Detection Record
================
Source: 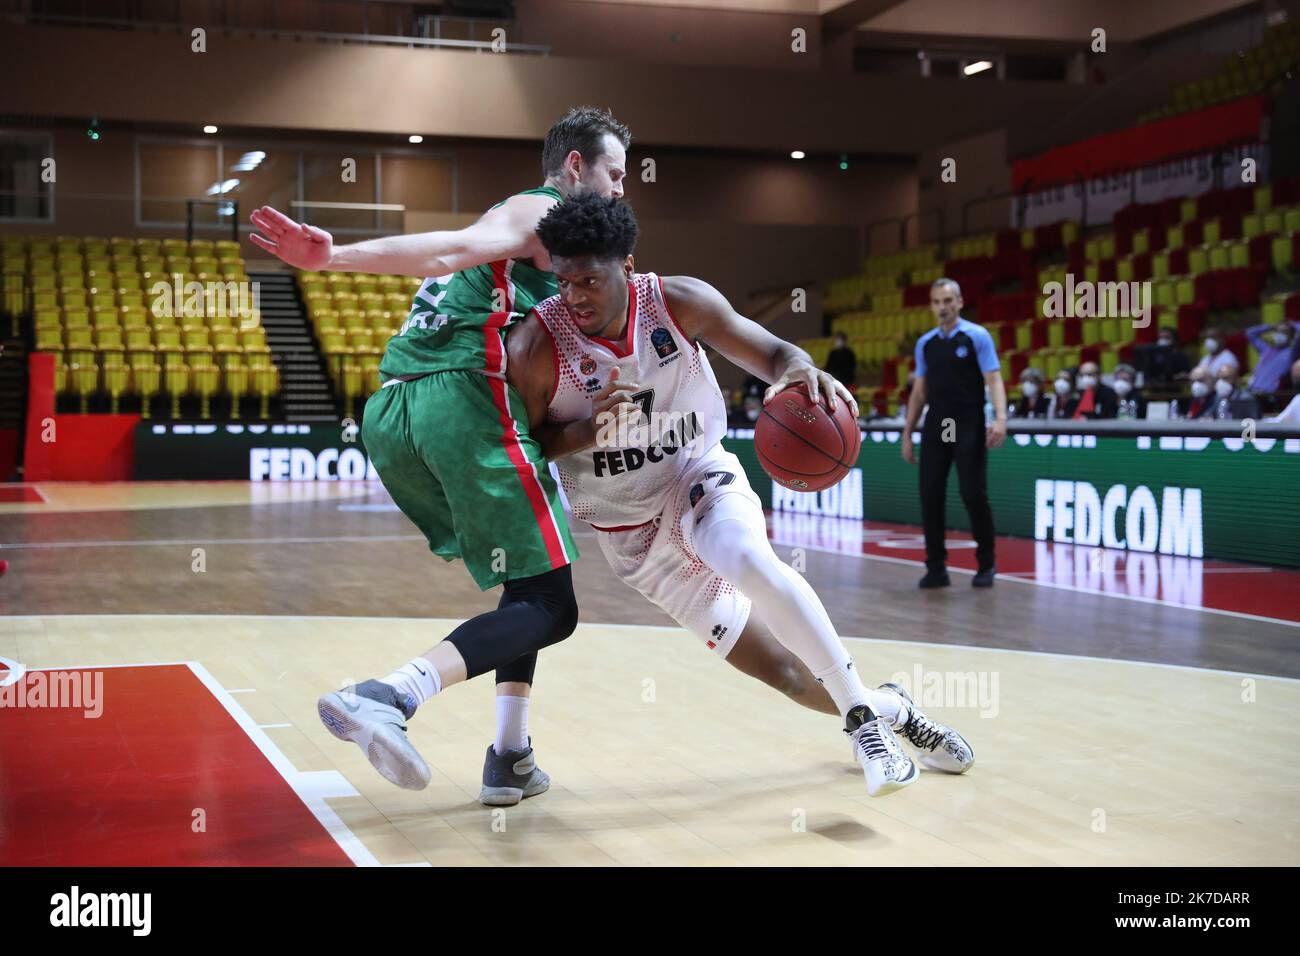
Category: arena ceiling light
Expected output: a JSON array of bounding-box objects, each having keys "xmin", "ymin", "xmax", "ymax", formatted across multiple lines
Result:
[
  {"xmin": 203, "ymin": 125, "xmax": 219, "ymax": 134},
  {"xmin": 790, "ymin": 150, "xmax": 805, "ymax": 159},
  {"xmin": 206, "ymin": 178, "xmax": 240, "ymax": 196},
  {"xmin": 964, "ymin": 60, "xmax": 993, "ymax": 76},
  {"xmin": 230, "ymin": 151, "xmax": 266, "ymax": 172},
  {"xmin": 409, "ymin": 134, "xmax": 424, "ymax": 144}
]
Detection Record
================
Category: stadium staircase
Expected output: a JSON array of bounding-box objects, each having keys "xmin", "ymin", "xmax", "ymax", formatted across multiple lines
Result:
[{"xmin": 247, "ymin": 270, "xmax": 339, "ymax": 423}]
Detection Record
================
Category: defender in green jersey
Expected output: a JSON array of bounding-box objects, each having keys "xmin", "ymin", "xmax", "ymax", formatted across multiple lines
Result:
[{"xmin": 250, "ymin": 107, "xmax": 631, "ymax": 800}]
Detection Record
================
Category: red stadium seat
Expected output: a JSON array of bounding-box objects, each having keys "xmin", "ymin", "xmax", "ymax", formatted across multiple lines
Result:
[
  {"xmin": 1177, "ymin": 302, "xmax": 1208, "ymax": 342},
  {"xmin": 1224, "ymin": 331, "xmax": 1249, "ymax": 369},
  {"xmin": 879, "ymin": 357, "xmax": 899, "ymax": 390},
  {"xmin": 1248, "ymin": 233, "xmax": 1275, "ymax": 270},
  {"xmin": 997, "ymin": 323, "xmax": 1018, "ymax": 351},
  {"xmin": 903, "ymin": 283, "xmax": 930, "ymax": 308},
  {"xmin": 1285, "ymin": 292, "xmax": 1300, "ymax": 320},
  {"xmin": 1063, "ymin": 316, "xmax": 1082, "ymax": 345},
  {"xmin": 1231, "ymin": 266, "xmax": 1266, "ymax": 309},
  {"xmin": 1191, "ymin": 271, "xmax": 1214, "ymax": 308},
  {"xmin": 1008, "ymin": 350, "xmax": 1029, "ymax": 380}
]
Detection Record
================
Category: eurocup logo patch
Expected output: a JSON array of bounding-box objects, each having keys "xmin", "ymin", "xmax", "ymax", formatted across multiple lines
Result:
[
  {"xmin": 579, "ymin": 354, "xmax": 597, "ymax": 376},
  {"xmin": 650, "ymin": 327, "xmax": 678, "ymax": 359},
  {"xmin": 955, "ymin": 345, "xmax": 969, "ymax": 358}
]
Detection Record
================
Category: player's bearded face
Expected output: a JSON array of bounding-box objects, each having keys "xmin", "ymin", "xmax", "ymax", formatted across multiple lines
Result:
[
  {"xmin": 553, "ymin": 255, "xmax": 633, "ymax": 337},
  {"xmin": 571, "ymin": 135, "xmax": 627, "ymax": 200}
]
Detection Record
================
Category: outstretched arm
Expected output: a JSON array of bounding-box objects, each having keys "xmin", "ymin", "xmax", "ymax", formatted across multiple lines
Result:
[
  {"xmin": 249, "ymin": 191, "xmax": 556, "ymax": 278},
  {"xmin": 659, "ymin": 275, "xmax": 857, "ymax": 414}
]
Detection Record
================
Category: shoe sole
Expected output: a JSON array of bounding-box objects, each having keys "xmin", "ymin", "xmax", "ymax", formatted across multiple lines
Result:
[
  {"xmin": 867, "ymin": 761, "xmax": 920, "ymax": 797},
  {"xmin": 479, "ymin": 773, "xmax": 551, "ymax": 807},
  {"xmin": 318, "ymin": 692, "xmax": 432, "ymax": 791},
  {"xmin": 921, "ymin": 753, "xmax": 975, "ymax": 773}
]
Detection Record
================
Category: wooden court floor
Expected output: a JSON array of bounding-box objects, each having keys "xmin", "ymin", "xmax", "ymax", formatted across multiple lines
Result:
[{"xmin": 1, "ymin": 482, "xmax": 1298, "ymax": 866}]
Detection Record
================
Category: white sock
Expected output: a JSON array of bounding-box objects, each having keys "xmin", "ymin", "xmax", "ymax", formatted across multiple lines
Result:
[
  {"xmin": 811, "ymin": 658, "xmax": 906, "ymax": 725},
  {"xmin": 380, "ymin": 657, "xmax": 441, "ymax": 707},
  {"xmin": 692, "ymin": 495, "xmax": 906, "ymax": 725},
  {"xmin": 494, "ymin": 695, "xmax": 530, "ymax": 755}
]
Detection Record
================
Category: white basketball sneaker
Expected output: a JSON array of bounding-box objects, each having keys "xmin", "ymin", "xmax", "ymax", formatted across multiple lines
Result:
[
  {"xmin": 318, "ymin": 679, "xmax": 432, "ymax": 790},
  {"xmin": 845, "ymin": 704, "xmax": 919, "ymax": 796},
  {"xmin": 879, "ymin": 682, "xmax": 974, "ymax": 773}
]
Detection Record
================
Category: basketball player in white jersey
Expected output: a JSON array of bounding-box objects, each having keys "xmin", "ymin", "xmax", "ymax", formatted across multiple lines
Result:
[{"xmin": 503, "ymin": 193, "xmax": 974, "ymax": 797}]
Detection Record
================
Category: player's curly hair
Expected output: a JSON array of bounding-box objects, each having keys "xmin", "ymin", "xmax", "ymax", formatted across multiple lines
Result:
[{"xmin": 535, "ymin": 193, "xmax": 639, "ymax": 262}]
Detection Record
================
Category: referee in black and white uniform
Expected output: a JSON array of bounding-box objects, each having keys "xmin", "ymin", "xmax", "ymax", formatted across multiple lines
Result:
[{"xmin": 900, "ymin": 278, "xmax": 1007, "ymax": 589}]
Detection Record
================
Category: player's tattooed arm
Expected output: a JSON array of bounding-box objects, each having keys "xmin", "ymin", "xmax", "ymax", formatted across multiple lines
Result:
[
  {"xmin": 659, "ymin": 275, "xmax": 856, "ymax": 415},
  {"xmin": 249, "ymin": 192, "xmax": 556, "ymax": 278}
]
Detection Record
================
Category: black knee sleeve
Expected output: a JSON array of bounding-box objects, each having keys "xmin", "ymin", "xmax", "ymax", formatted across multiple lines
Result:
[{"xmin": 446, "ymin": 564, "xmax": 579, "ymax": 680}]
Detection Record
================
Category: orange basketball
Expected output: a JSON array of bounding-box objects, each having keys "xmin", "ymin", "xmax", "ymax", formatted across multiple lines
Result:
[{"xmin": 754, "ymin": 384, "xmax": 861, "ymax": 492}]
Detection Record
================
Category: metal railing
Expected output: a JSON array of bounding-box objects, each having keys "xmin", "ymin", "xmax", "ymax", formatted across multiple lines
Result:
[
  {"xmin": 2, "ymin": 6, "xmax": 550, "ymax": 56},
  {"xmin": 186, "ymin": 199, "xmax": 239, "ymax": 244},
  {"xmin": 289, "ymin": 201, "xmax": 406, "ymax": 236}
]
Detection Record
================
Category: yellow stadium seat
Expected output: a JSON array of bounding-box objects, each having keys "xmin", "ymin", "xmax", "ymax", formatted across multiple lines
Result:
[{"xmin": 1273, "ymin": 235, "xmax": 1293, "ymax": 272}]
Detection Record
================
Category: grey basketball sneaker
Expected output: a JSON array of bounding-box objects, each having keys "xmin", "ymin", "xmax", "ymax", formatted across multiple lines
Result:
[
  {"xmin": 879, "ymin": 681, "xmax": 974, "ymax": 773},
  {"xmin": 845, "ymin": 704, "xmax": 919, "ymax": 797},
  {"xmin": 479, "ymin": 741, "xmax": 551, "ymax": 807},
  {"xmin": 317, "ymin": 679, "xmax": 431, "ymax": 791}
]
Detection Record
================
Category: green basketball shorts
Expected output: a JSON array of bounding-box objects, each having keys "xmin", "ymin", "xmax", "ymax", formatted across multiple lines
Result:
[{"xmin": 362, "ymin": 369, "xmax": 577, "ymax": 590}]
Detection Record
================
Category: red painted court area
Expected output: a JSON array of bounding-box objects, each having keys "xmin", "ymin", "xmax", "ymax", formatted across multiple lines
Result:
[
  {"xmin": 0, "ymin": 664, "xmax": 352, "ymax": 866},
  {"xmin": 767, "ymin": 514, "xmax": 1300, "ymax": 625},
  {"xmin": 0, "ymin": 486, "xmax": 44, "ymax": 504}
]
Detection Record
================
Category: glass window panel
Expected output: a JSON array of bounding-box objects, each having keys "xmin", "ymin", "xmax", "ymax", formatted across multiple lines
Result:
[{"xmin": 138, "ymin": 141, "xmax": 220, "ymax": 224}]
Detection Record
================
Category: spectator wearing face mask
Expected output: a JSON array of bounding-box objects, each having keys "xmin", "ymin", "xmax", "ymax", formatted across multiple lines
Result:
[
  {"xmin": 1179, "ymin": 366, "xmax": 1216, "ymax": 418},
  {"xmin": 1137, "ymin": 326, "xmax": 1192, "ymax": 383},
  {"xmin": 1111, "ymin": 363, "xmax": 1147, "ymax": 419},
  {"xmin": 1267, "ymin": 358, "xmax": 1300, "ymax": 423},
  {"xmin": 1245, "ymin": 319, "xmax": 1300, "ymax": 395},
  {"xmin": 1049, "ymin": 368, "xmax": 1076, "ymax": 418},
  {"xmin": 1011, "ymin": 367, "xmax": 1050, "ymax": 418},
  {"xmin": 740, "ymin": 373, "xmax": 766, "ymax": 400},
  {"xmin": 1212, "ymin": 365, "xmax": 1259, "ymax": 420},
  {"xmin": 1065, "ymin": 360, "xmax": 1118, "ymax": 419},
  {"xmin": 728, "ymin": 393, "xmax": 764, "ymax": 429},
  {"xmin": 825, "ymin": 332, "xmax": 857, "ymax": 388},
  {"xmin": 1195, "ymin": 327, "xmax": 1240, "ymax": 378}
]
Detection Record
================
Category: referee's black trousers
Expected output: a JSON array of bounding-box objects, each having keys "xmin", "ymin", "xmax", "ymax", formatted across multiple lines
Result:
[{"xmin": 919, "ymin": 412, "xmax": 996, "ymax": 572}]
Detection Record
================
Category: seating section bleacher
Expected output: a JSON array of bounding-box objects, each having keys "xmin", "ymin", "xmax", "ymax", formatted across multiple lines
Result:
[
  {"xmin": 8, "ymin": 234, "xmax": 281, "ymax": 418},
  {"xmin": 1138, "ymin": 19, "xmax": 1300, "ymax": 124},
  {"xmin": 295, "ymin": 270, "xmax": 422, "ymax": 417},
  {"xmin": 808, "ymin": 179, "xmax": 1300, "ymax": 417}
]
